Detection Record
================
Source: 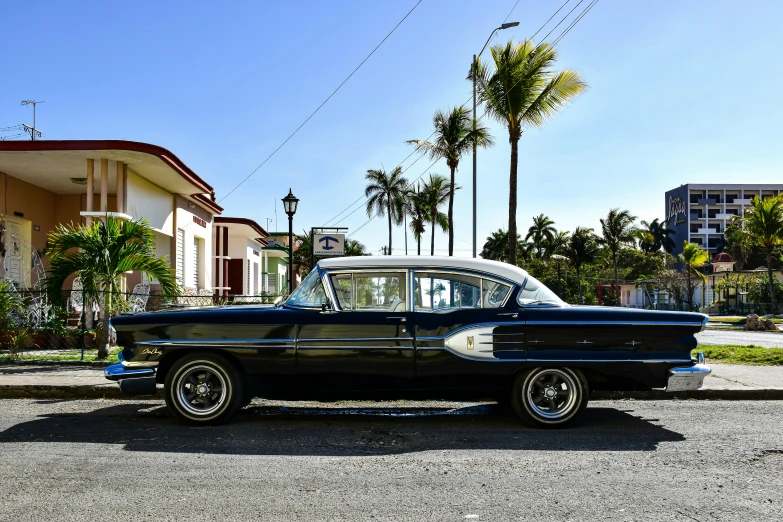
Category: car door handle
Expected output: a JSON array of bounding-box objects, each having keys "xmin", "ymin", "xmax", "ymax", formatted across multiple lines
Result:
[
  {"xmin": 386, "ymin": 316, "xmax": 407, "ymax": 323},
  {"xmin": 498, "ymin": 313, "xmax": 518, "ymax": 319}
]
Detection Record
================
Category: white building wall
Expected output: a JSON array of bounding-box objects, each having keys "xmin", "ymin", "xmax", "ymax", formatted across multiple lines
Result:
[
  {"xmin": 126, "ymin": 170, "xmax": 174, "ymax": 235},
  {"xmin": 175, "ymin": 201, "xmax": 213, "ymax": 291}
]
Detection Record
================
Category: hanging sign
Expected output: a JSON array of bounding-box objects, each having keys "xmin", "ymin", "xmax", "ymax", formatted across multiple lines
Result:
[{"xmin": 313, "ymin": 234, "xmax": 345, "ymax": 256}]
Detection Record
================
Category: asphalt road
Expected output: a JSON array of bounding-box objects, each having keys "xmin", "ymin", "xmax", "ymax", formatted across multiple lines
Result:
[
  {"xmin": 0, "ymin": 399, "xmax": 781, "ymax": 521},
  {"xmin": 697, "ymin": 329, "xmax": 783, "ymax": 347}
]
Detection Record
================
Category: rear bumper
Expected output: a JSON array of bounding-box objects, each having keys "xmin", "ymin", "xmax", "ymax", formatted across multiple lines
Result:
[{"xmin": 666, "ymin": 352, "xmax": 711, "ymax": 392}]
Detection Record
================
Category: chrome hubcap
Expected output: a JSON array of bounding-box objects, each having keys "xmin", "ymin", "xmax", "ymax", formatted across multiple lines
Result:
[
  {"xmin": 526, "ymin": 369, "xmax": 579, "ymax": 420},
  {"xmin": 176, "ymin": 364, "xmax": 228, "ymax": 417}
]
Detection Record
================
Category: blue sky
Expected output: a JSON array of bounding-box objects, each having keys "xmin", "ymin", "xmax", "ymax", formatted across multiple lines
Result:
[{"xmin": 2, "ymin": 0, "xmax": 782, "ymax": 256}]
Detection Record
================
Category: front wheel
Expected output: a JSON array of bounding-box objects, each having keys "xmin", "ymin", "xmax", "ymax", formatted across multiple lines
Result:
[
  {"xmin": 164, "ymin": 353, "xmax": 243, "ymax": 425},
  {"xmin": 511, "ymin": 367, "xmax": 588, "ymax": 428}
]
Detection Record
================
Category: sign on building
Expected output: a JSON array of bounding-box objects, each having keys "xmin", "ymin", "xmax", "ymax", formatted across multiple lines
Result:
[{"xmin": 313, "ymin": 233, "xmax": 345, "ymax": 256}]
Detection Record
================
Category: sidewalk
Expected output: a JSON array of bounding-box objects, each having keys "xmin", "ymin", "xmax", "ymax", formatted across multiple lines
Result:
[{"xmin": 0, "ymin": 363, "xmax": 781, "ymax": 400}]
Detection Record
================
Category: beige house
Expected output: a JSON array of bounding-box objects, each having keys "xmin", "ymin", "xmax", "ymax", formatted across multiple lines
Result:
[
  {"xmin": 212, "ymin": 217, "xmax": 270, "ymax": 298},
  {"xmin": 0, "ymin": 140, "xmax": 223, "ymax": 293}
]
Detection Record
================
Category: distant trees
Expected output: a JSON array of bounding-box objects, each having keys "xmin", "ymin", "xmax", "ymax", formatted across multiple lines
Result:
[
  {"xmin": 565, "ymin": 227, "xmax": 598, "ymax": 304},
  {"xmin": 364, "ymin": 167, "xmax": 409, "ymax": 256},
  {"xmin": 679, "ymin": 241, "xmax": 709, "ymax": 310},
  {"xmin": 730, "ymin": 196, "xmax": 783, "ymax": 312},
  {"xmin": 419, "ymin": 174, "xmax": 451, "ymax": 256},
  {"xmin": 599, "ymin": 209, "xmax": 638, "ymax": 301}
]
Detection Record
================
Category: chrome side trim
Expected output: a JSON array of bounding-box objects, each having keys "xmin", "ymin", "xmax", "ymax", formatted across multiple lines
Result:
[
  {"xmin": 526, "ymin": 321, "xmax": 704, "ymax": 326},
  {"xmin": 297, "ymin": 345, "xmax": 415, "ymax": 351},
  {"xmin": 135, "ymin": 338, "xmax": 296, "ymax": 346},
  {"xmin": 298, "ymin": 337, "xmax": 412, "ymax": 343},
  {"xmin": 479, "ymin": 341, "xmax": 524, "ymax": 345}
]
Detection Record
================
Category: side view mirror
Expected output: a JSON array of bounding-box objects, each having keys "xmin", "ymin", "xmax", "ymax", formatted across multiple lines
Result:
[
  {"xmin": 321, "ymin": 300, "xmax": 335, "ymax": 314},
  {"xmin": 273, "ymin": 296, "xmax": 284, "ymax": 305}
]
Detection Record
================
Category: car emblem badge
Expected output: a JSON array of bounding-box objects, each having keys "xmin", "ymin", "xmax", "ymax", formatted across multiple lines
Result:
[
  {"xmin": 141, "ymin": 347, "xmax": 163, "ymax": 356},
  {"xmin": 467, "ymin": 336, "xmax": 474, "ymax": 350}
]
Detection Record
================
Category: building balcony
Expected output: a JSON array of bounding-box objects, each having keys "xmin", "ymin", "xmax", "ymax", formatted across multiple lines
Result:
[
  {"xmin": 697, "ymin": 198, "xmax": 717, "ymax": 205},
  {"xmin": 716, "ymin": 213, "xmax": 737, "ymax": 219},
  {"xmin": 735, "ymin": 198, "xmax": 752, "ymax": 204}
]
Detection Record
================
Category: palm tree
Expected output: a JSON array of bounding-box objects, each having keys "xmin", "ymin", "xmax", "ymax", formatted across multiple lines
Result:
[
  {"xmin": 43, "ymin": 216, "xmax": 178, "ymax": 358},
  {"xmin": 524, "ymin": 214, "xmax": 557, "ymax": 259},
  {"xmin": 406, "ymin": 185, "xmax": 427, "ymax": 255},
  {"xmin": 544, "ymin": 230, "xmax": 570, "ymax": 260},
  {"xmin": 476, "ymin": 40, "xmax": 587, "ymax": 264},
  {"xmin": 734, "ymin": 196, "xmax": 783, "ymax": 312},
  {"xmin": 407, "ymin": 106, "xmax": 493, "ymax": 256},
  {"xmin": 639, "ymin": 218, "xmax": 675, "ymax": 253},
  {"xmin": 419, "ymin": 174, "xmax": 450, "ymax": 255},
  {"xmin": 364, "ymin": 167, "xmax": 409, "ymax": 255},
  {"xmin": 599, "ymin": 208, "xmax": 638, "ymax": 302},
  {"xmin": 565, "ymin": 227, "xmax": 598, "ymax": 304},
  {"xmin": 679, "ymin": 241, "xmax": 709, "ymax": 310},
  {"xmin": 481, "ymin": 229, "xmax": 515, "ymax": 262}
]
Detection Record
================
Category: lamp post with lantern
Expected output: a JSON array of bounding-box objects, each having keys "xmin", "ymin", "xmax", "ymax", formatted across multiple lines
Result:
[{"xmin": 282, "ymin": 188, "xmax": 299, "ymax": 294}]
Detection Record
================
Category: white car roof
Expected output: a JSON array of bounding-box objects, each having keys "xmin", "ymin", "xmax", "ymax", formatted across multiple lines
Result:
[{"xmin": 317, "ymin": 256, "xmax": 529, "ymax": 285}]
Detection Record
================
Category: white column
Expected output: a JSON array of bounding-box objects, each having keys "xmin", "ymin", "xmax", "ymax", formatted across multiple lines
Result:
[{"xmin": 85, "ymin": 159, "xmax": 94, "ymax": 226}]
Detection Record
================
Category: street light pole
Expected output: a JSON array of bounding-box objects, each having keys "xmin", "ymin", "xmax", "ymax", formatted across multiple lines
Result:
[
  {"xmin": 472, "ymin": 22, "xmax": 519, "ymax": 258},
  {"xmin": 281, "ymin": 188, "xmax": 299, "ymax": 295}
]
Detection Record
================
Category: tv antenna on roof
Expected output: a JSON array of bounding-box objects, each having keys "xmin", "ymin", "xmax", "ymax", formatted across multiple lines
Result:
[{"xmin": 20, "ymin": 100, "xmax": 44, "ymax": 141}]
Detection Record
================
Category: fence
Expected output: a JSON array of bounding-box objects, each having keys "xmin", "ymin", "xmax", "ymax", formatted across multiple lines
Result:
[{"xmin": 0, "ymin": 288, "xmax": 284, "ymax": 362}]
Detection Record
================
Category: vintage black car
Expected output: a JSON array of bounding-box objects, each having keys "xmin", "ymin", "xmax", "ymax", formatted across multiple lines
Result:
[{"xmin": 105, "ymin": 256, "xmax": 710, "ymax": 428}]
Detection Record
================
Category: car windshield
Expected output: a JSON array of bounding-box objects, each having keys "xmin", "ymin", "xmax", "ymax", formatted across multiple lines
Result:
[
  {"xmin": 517, "ymin": 275, "xmax": 565, "ymax": 306},
  {"xmin": 285, "ymin": 267, "xmax": 327, "ymax": 308}
]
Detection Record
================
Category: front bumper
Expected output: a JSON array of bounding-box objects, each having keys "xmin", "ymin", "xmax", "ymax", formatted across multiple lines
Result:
[
  {"xmin": 665, "ymin": 352, "xmax": 711, "ymax": 392},
  {"xmin": 105, "ymin": 354, "xmax": 158, "ymax": 395}
]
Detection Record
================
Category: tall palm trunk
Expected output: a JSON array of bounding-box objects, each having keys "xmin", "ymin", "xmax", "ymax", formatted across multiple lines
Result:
[
  {"xmin": 430, "ymin": 217, "xmax": 436, "ymax": 256},
  {"xmin": 577, "ymin": 266, "xmax": 583, "ymax": 305},
  {"xmin": 387, "ymin": 201, "xmax": 392, "ymax": 255},
  {"xmin": 417, "ymin": 236, "xmax": 421, "ymax": 255},
  {"xmin": 447, "ymin": 165, "xmax": 455, "ymax": 257},
  {"xmin": 508, "ymin": 135, "xmax": 520, "ymax": 264},
  {"xmin": 767, "ymin": 252, "xmax": 777, "ymax": 312}
]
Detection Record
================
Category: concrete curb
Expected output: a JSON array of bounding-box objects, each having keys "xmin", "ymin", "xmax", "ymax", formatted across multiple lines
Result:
[
  {"xmin": 0, "ymin": 385, "xmax": 159, "ymax": 400},
  {"xmin": 592, "ymin": 389, "xmax": 783, "ymax": 400},
  {"xmin": 1, "ymin": 385, "xmax": 782, "ymax": 401}
]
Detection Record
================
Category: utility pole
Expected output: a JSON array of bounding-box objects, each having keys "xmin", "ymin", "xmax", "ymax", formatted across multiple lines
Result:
[{"xmin": 21, "ymin": 100, "xmax": 44, "ymax": 140}]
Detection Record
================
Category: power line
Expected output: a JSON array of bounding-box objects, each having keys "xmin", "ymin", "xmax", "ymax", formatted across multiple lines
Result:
[
  {"xmin": 218, "ymin": 0, "xmax": 424, "ymax": 204},
  {"xmin": 530, "ymin": 0, "xmax": 572, "ymax": 40},
  {"xmin": 552, "ymin": 0, "xmax": 600, "ymax": 47},
  {"xmin": 540, "ymin": 0, "xmax": 585, "ymax": 43},
  {"xmin": 351, "ymin": 0, "xmax": 601, "ymax": 248},
  {"xmin": 324, "ymin": 0, "xmax": 524, "ymax": 228},
  {"xmin": 322, "ymin": 128, "xmax": 436, "ymax": 226},
  {"xmin": 502, "ymin": 0, "xmax": 521, "ymax": 24}
]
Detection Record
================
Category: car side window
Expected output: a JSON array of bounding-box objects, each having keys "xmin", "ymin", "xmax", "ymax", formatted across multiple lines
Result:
[
  {"xmin": 329, "ymin": 273, "xmax": 353, "ymax": 310},
  {"xmin": 329, "ymin": 272, "xmax": 406, "ymax": 311},
  {"xmin": 483, "ymin": 279, "xmax": 512, "ymax": 308},
  {"xmin": 414, "ymin": 272, "xmax": 482, "ymax": 312}
]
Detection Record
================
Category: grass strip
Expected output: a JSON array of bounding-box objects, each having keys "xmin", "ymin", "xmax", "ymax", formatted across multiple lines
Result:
[{"xmin": 695, "ymin": 344, "xmax": 783, "ymax": 365}]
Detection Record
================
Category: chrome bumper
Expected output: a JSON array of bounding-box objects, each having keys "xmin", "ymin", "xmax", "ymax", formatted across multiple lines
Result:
[
  {"xmin": 666, "ymin": 352, "xmax": 711, "ymax": 392},
  {"xmin": 105, "ymin": 353, "xmax": 158, "ymax": 395}
]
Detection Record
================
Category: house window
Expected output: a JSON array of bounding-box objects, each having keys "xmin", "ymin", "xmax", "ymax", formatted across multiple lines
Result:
[
  {"xmin": 176, "ymin": 229, "xmax": 185, "ymax": 286},
  {"xmin": 192, "ymin": 237, "xmax": 200, "ymax": 289}
]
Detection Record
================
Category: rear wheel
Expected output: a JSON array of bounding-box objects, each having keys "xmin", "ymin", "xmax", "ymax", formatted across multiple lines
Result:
[
  {"xmin": 511, "ymin": 368, "xmax": 588, "ymax": 428},
  {"xmin": 164, "ymin": 353, "xmax": 243, "ymax": 425}
]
